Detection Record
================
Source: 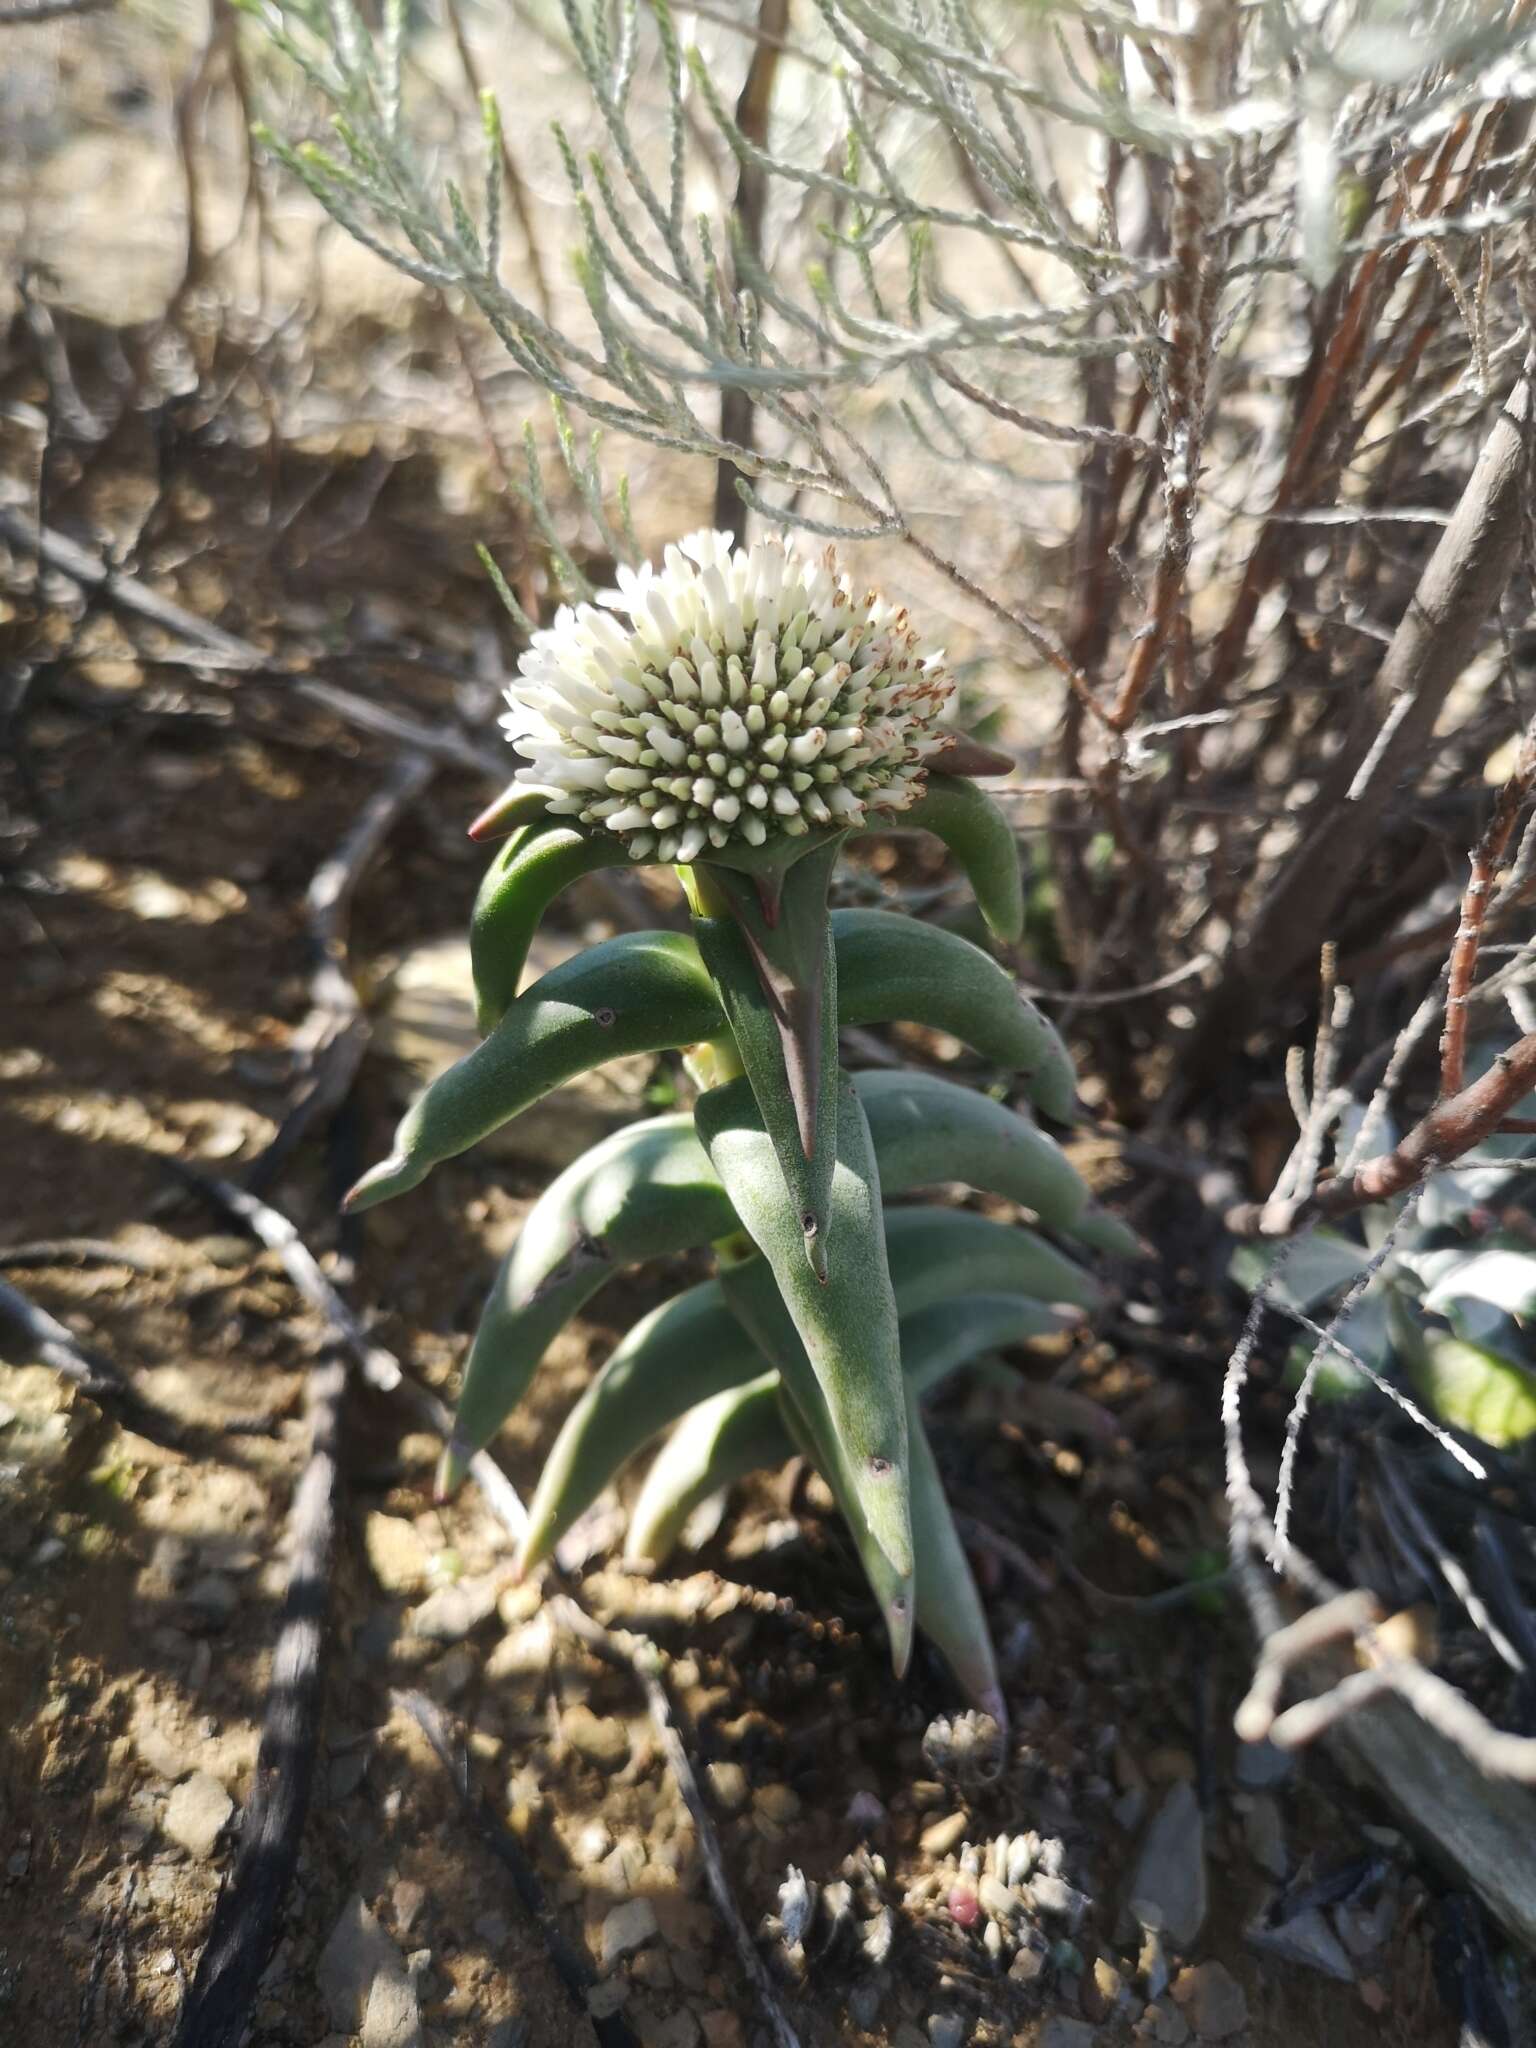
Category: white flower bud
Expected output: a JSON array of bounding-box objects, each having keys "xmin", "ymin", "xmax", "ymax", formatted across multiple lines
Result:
[{"xmin": 501, "ymin": 531, "xmax": 952, "ymax": 860}]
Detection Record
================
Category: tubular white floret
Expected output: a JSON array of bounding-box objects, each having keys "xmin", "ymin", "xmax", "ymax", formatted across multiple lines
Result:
[{"xmin": 500, "ymin": 531, "xmax": 952, "ymax": 862}]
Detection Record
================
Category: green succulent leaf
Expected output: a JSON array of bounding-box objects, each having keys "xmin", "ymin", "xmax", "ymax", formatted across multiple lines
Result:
[
  {"xmin": 1062, "ymin": 1204, "xmax": 1145, "ymax": 1259},
  {"xmin": 831, "ymin": 909, "xmax": 1078, "ymax": 1122},
  {"xmin": 771, "ymin": 1370, "xmax": 916, "ymax": 1676},
  {"xmin": 623, "ymin": 1371, "xmax": 785, "ymax": 1568},
  {"xmin": 888, "ymin": 773, "xmax": 1025, "ymax": 945},
  {"xmin": 698, "ymin": 1069, "xmax": 912, "ymax": 1581},
  {"xmin": 516, "ymin": 1276, "xmax": 768, "ymax": 1574},
  {"xmin": 439, "ymin": 1077, "xmax": 1096, "ymax": 1493},
  {"xmin": 907, "ymin": 1399, "xmax": 1005, "ymax": 1721},
  {"xmin": 1391, "ymin": 1299, "xmax": 1536, "ymax": 1448},
  {"xmin": 689, "ymin": 842, "xmax": 843, "ymax": 1276},
  {"xmin": 471, "ymin": 820, "xmax": 638, "ymax": 1035},
  {"xmin": 437, "ymin": 1114, "xmax": 736, "ymax": 1496},
  {"xmin": 467, "ymin": 777, "xmax": 560, "ymax": 844},
  {"xmin": 626, "ymin": 1289, "xmax": 1069, "ymax": 1572},
  {"xmin": 879, "ymin": 1204, "xmax": 1103, "ymax": 1314},
  {"xmin": 344, "ymin": 931, "xmax": 723, "ymax": 1212},
  {"xmin": 854, "ymin": 1070, "xmax": 1086, "ymax": 1229}
]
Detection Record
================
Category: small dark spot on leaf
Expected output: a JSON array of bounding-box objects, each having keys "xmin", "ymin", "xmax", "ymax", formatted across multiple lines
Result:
[
  {"xmin": 869, "ymin": 1455, "xmax": 892, "ymax": 1477},
  {"xmin": 801, "ymin": 1213, "xmax": 817, "ymax": 1235},
  {"xmin": 890, "ymin": 1594, "xmax": 908, "ymax": 1617},
  {"xmin": 594, "ymin": 1006, "xmax": 616, "ymax": 1027}
]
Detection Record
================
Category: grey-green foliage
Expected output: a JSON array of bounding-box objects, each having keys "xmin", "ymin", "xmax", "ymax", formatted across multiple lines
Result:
[{"xmin": 243, "ymin": 0, "xmax": 1535, "ymax": 627}]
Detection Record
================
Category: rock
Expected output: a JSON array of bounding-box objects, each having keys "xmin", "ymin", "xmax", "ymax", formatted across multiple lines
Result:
[
  {"xmin": 318, "ymin": 1896, "xmax": 411, "ymax": 2034},
  {"xmin": 588, "ymin": 1980, "xmax": 631, "ymax": 2019},
  {"xmin": 562, "ymin": 1704, "xmax": 630, "ymax": 1773},
  {"xmin": 1138, "ymin": 1928, "xmax": 1170, "ymax": 2003},
  {"xmin": 1126, "ymin": 1782, "xmax": 1206, "ymax": 1947},
  {"xmin": 423, "ymin": 1645, "xmax": 478, "ymax": 1702},
  {"xmin": 752, "ymin": 1783, "xmax": 800, "ymax": 1825},
  {"xmin": 630, "ymin": 1949, "xmax": 673, "ymax": 1990},
  {"xmin": 1137, "ymin": 2003, "xmax": 1189, "ymax": 2045},
  {"xmin": 928, "ymin": 2014, "xmax": 966, "ymax": 2048},
  {"xmin": 392, "ymin": 1879, "xmax": 427, "ymax": 1939},
  {"xmin": 1171, "ymin": 1961, "xmax": 1247, "ymax": 2040},
  {"xmin": 920, "ymin": 1811, "xmax": 969, "ymax": 1858},
  {"xmin": 408, "ymin": 1573, "xmax": 502, "ymax": 1643},
  {"xmin": 362, "ymin": 1965, "xmax": 422, "ymax": 2048},
  {"xmin": 847, "ymin": 1983, "xmax": 882, "ymax": 2030},
  {"xmin": 182, "ymin": 1573, "xmax": 239, "ymax": 1628},
  {"xmin": 474, "ymin": 1912, "xmax": 511, "ymax": 1951},
  {"xmin": 365, "ymin": 1516, "xmax": 430, "ymax": 1596},
  {"xmin": 700, "ymin": 2011, "xmax": 744, "ymax": 2048},
  {"xmin": 1030, "ymin": 1875, "xmax": 1089, "ymax": 1926},
  {"xmin": 1246, "ymin": 1904, "xmax": 1353, "ymax": 1981},
  {"xmin": 1093, "ymin": 1960, "xmax": 1126, "ymax": 2012},
  {"xmin": 1239, "ymin": 1795, "xmax": 1287, "ymax": 1880},
  {"xmin": 486, "ymin": 1613, "xmax": 556, "ymax": 1681},
  {"xmin": 487, "ymin": 2023, "xmax": 530, "ymax": 2048},
  {"xmin": 600, "ymin": 1898, "xmax": 659, "ymax": 1969},
  {"xmin": 1234, "ymin": 1737, "xmax": 1292, "ymax": 1789},
  {"xmin": 706, "ymin": 1761, "xmax": 749, "ymax": 1813},
  {"xmin": 1039, "ymin": 2021, "xmax": 1097, "ymax": 2048},
  {"xmin": 635, "ymin": 2011, "xmax": 700, "ymax": 2048},
  {"xmin": 163, "ymin": 1773, "xmax": 233, "ymax": 1860},
  {"xmin": 1009, "ymin": 1945, "xmax": 1046, "ymax": 1984},
  {"xmin": 573, "ymin": 1819, "xmax": 614, "ymax": 1868}
]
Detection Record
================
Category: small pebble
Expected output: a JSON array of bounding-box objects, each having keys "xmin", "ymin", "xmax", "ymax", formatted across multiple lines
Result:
[
  {"xmin": 163, "ymin": 1773, "xmax": 233, "ymax": 1861},
  {"xmin": 928, "ymin": 2014, "xmax": 966, "ymax": 2048},
  {"xmin": 1137, "ymin": 2002, "xmax": 1189, "ymax": 2045},
  {"xmin": 1030, "ymin": 1874, "xmax": 1088, "ymax": 1926},
  {"xmin": 562, "ymin": 1704, "xmax": 630, "ymax": 1773},
  {"xmin": 706, "ymin": 1762, "xmax": 749, "ymax": 1812},
  {"xmin": 600, "ymin": 1898, "xmax": 659, "ymax": 1970},
  {"xmin": 753, "ymin": 1783, "xmax": 801, "ymax": 1825},
  {"xmin": 920, "ymin": 1811, "xmax": 968, "ymax": 1858},
  {"xmin": 1171, "ymin": 1961, "xmax": 1247, "ymax": 2041}
]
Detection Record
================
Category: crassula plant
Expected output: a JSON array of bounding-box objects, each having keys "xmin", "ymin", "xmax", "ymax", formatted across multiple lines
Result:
[{"xmin": 347, "ymin": 531, "xmax": 1129, "ymax": 1715}]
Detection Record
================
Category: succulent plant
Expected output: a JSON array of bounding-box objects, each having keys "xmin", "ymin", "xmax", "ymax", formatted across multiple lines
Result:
[{"xmin": 348, "ymin": 531, "xmax": 1129, "ymax": 1712}]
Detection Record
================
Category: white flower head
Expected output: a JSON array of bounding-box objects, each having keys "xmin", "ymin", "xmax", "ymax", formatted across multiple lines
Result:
[{"xmin": 503, "ymin": 530, "xmax": 952, "ymax": 864}]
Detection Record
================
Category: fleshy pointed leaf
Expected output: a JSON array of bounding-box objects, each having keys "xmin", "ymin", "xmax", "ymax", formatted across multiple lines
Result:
[
  {"xmin": 880, "ymin": 1205, "xmax": 1103, "ymax": 1313},
  {"xmin": 907, "ymin": 1400, "xmax": 1005, "ymax": 1721},
  {"xmin": 691, "ymin": 843, "xmax": 842, "ymax": 1275},
  {"xmin": 771, "ymin": 1371, "xmax": 915, "ymax": 1676},
  {"xmin": 855, "ymin": 1070, "xmax": 1086, "ymax": 1228},
  {"xmin": 623, "ymin": 1371, "xmax": 784, "ymax": 1568},
  {"xmin": 887, "ymin": 774, "xmax": 1024, "ymax": 944},
  {"xmin": 441, "ymin": 1081, "xmax": 1095, "ymax": 1495},
  {"xmin": 1063, "ymin": 1204, "xmax": 1146, "ymax": 1260},
  {"xmin": 344, "ymin": 931, "xmax": 722, "ymax": 1211},
  {"xmin": 627, "ymin": 1289, "xmax": 1069, "ymax": 1571},
  {"xmin": 698, "ymin": 1070, "xmax": 913, "ymax": 1582},
  {"xmin": 516, "ymin": 1276, "xmax": 769, "ymax": 1573},
  {"xmin": 832, "ymin": 910, "xmax": 1078, "ymax": 1122},
  {"xmin": 467, "ymin": 779, "xmax": 560, "ymax": 843},
  {"xmin": 471, "ymin": 820, "xmax": 637, "ymax": 1034},
  {"xmin": 437, "ymin": 1114, "xmax": 736, "ymax": 1496}
]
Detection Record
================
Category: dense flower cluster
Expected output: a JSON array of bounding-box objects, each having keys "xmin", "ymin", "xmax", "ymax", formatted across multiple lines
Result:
[{"xmin": 504, "ymin": 530, "xmax": 953, "ymax": 863}]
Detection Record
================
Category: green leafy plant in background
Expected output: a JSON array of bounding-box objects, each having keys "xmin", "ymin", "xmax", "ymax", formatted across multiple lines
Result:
[
  {"xmin": 1233, "ymin": 1059, "xmax": 1536, "ymax": 1453},
  {"xmin": 347, "ymin": 529, "xmax": 1131, "ymax": 1714}
]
